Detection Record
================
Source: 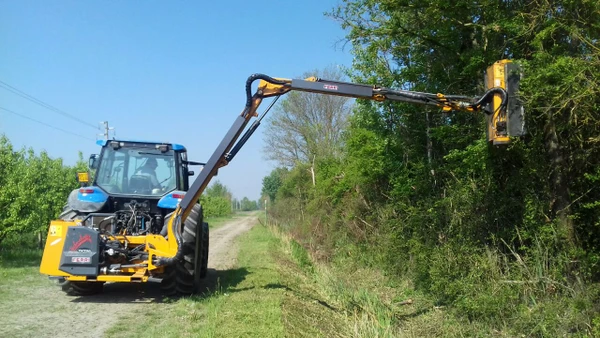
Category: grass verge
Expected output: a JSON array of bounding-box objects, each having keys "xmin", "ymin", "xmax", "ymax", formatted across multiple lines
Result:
[
  {"xmin": 269, "ymin": 223, "xmax": 600, "ymax": 337},
  {"xmin": 270, "ymin": 226, "xmax": 488, "ymax": 337},
  {"xmin": 105, "ymin": 221, "xmax": 285, "ymax": 338},
  {"xmin": 0, "ymin": 248, "xmax": 55, "ymax": 337}
]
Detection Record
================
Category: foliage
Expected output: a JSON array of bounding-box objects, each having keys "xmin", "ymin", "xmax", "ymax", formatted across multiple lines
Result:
[
  {"xmin": 262, "ymin": 0, "xmax": 600, "ymax": 335},
  {"xmin": 261, "ymin": 167, "xmax": 286, "ymax": 202},
  {"xmin": 0, "ymin": 134, "xmax": 87, "ymax": 247},
  {"xmin": 204, "ymin": 180, "xmax": 232, "ymax": 201},
  {"xmin": 240, "ymin": 197, "xmax": 258, "ymax": 211},
  {"xmin": 199, "ymin": 195, "xmax": 231, "ymax": 218},
  {"xmin": 199, "ymin": 180, "xmax": 234, "ymax": 218}
]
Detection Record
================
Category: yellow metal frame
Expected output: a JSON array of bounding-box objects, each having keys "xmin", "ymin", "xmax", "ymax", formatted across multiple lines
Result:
[
  {"xmin": 257, "ymin": 77, "xmax": 292, "ymax": 98},
  {"xmin": 486, "ymin": 59, "xmax": 512, "ymax": 145},
  {"xmin": 39, "ymin": 217, "xmax": 178, "ymax": 282}
]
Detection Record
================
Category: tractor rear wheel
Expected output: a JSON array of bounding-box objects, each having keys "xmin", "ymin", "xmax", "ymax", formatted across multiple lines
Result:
[
  {"xmin": 59, "ymin": 278, "xmax": 104, "ymax": 296},
  {"xmin": 58, "ymin": 206, "xmax": 81, "ymax": 221},
  {"xmin": 161, "ymin": 203, "xmax": 207, "ymax": 297},
  {"xmin": 200, "ymin": 222, "xmax": 209, "ymax": 278}
]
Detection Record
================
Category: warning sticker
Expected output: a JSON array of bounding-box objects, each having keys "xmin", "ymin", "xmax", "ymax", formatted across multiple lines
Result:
[{"xmin": 49, "ymin": 225, "xmax": 62, "ymax": 237}]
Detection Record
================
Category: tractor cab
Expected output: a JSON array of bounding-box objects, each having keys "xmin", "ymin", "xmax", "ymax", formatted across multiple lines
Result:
[
  {"xmin": 88, "ymin": 139, "xmax": 191, "ymax": 197},
  {"xmin": 62, "ymin": 139, "xmax": 204, "ymax": 233}
]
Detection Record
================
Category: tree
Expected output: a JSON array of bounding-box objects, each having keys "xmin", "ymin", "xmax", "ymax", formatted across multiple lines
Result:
[
  {"xmin": 240, "ymin": 197, "xmax": 258, "ymax": 211},
  {"xmin": 205, "ymin": 180, "xmax": 232, "ymax": 201},
  {"xmin": 261, "ymin": 1, "xmax": 600, "ymax": 334},
  {"xmin": 262, "ymin": 66, "xmax": 354, "ymax": 167},
  {"xmin": 200, "ymin": 180, "xmax": 233, "ymax": 217},
  {"xmin": 0, "ymin": 134, "xmax": 86, "ymax": 247},
  {"xmin": 327, "ymin": 0, "xmax": 600, "ymax": 249},
  {"xmin": 261, "ymin": 167, "xmax": 287, "ymax": 202}
]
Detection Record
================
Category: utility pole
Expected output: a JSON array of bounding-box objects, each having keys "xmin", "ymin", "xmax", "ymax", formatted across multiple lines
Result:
[{"xmin": 99, "ymin": 121, "xmax": 115, "ymax": 140}]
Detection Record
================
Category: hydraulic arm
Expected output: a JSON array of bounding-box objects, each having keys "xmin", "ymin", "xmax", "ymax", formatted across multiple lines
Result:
[{"xmin": 154, "ymin": 59, "xmax": 524, "ymax": 266}]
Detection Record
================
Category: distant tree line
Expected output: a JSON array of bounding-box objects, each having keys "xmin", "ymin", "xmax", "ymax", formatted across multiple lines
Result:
[{"xmin": 201, "ymin": 180, "xmax": 260, "ymax": 217}]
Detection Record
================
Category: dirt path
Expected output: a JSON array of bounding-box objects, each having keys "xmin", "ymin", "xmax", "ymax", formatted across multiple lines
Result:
[{"xmin": 3, "ymin": 213, "xmax": 258, "ymax": 338}]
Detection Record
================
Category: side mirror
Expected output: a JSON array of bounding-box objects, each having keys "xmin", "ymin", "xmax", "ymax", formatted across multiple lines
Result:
[{"xmin": 89, "ymin": 154, "xmax": 99, "ymax": 170}]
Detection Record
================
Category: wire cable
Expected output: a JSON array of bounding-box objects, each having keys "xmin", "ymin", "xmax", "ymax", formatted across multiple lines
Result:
[
  {"xmin": 0, "ymin": 106, "xmax": 95, "ymax": 141},
  {"xmin": 0, "ymin": 79, "xmax": 99, "ymax": 130}
]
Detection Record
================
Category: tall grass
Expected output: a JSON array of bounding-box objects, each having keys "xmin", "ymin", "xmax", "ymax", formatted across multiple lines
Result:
[{"xmin": 268, "ymin": 217, "xmax": 600, "ymax": 337}]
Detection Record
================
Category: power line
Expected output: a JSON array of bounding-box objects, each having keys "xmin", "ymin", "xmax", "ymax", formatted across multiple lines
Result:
[
  {"xmin": 0, "ymin": 106, "xmax": 95, "ymax": 141},
  {"xmin": 0, "ymin": 79, "xmax": 99, "ymax": 130}
]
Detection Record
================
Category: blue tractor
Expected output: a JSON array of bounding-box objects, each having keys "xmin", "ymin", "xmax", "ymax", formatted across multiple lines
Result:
[{"xmin": 51, "ymin": 139, "xmax": 209, "ymax": 296}]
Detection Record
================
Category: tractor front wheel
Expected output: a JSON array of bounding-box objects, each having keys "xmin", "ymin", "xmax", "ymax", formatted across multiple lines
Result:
[{"xmin": 161, "ymin": 203, "xmax": 207, "ymax": 297}]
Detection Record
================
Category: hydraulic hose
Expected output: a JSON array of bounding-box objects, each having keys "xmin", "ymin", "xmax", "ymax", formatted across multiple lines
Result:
[
  {"xmin": 155, "ymin": 213, "xmax": 184, "ymax": 266},
  {"xmin": 383, "ymin": 88, "xmax": 438, "ymax": 102},
  {"xmin": 245, "ymin": 74, "xmax": 288, "ymax": 108},
  {"xmin": 471, "ymin": 87, "xmax": 508, "ymax": 115}
]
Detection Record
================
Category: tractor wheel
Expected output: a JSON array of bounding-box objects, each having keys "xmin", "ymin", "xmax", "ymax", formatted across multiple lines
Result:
[
  {"xmin": 161, "ymin": 203, "xmax": 205, "ymax": 297},
  {"xmin": 59, "ymin": 207, "xmax": 79, "ymax": 221},
  {"xmin": 200, "ymin": 222, "xmax": 209, "ymax": 278},
  {"xmin": 59, "ymin": 279, "xmax": 104, "ymax": 296}
]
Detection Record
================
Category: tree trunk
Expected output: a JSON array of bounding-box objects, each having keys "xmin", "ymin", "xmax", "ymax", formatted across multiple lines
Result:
[
  {"xmin": 426, "ymin": 111, "xmax": 436, "ymax": 186},
  {"xmin": 544, "ymin": 114, "xmax": 575, "ymax": 246},
  {"xmin": 310, "ymin": 155, "xmax": 316, "ymax": 187},
  {"xmin": 38, "ymin": 231, "xmax": 44, "ymax": 249}
]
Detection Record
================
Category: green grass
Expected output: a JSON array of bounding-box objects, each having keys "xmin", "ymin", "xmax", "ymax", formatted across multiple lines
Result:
[
  {"xmin": 0, "ymin": 248, "xmax": 47, "ymax": 303},
  {"xmin": 270, "ymin": 228, "xmax": 481, "ymax": 337},
  {"xmin": 268, "ymin": 224, "xmax": 600, "ymax": 337},
  {"xmin": 0, "ymin": 248, "xmax": 58, "ymax": 337},
  {"xmin": 105, "ymin": 221, "xmax": 285, "ymax": 338},
  {"xmin": 0, "ymin": 248, "xmax": 45, "ymax": 294}
]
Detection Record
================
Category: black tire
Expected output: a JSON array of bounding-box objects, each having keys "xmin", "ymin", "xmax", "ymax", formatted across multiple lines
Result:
[
  {"xmin": 59, "ymin": 207, "xmax": 79, "ymax": 221},
  {"xmin": 161, "ymin": 203, "xmax": 205, "ymax": 297},
  {"xmin": 58, "ymin": 278, "xmax": 104, "ymax": 296},
  {"xmin": 200, "ymin": 222, "xmax": 209, "ymax": 278},
  {"xmin": 59, "ymin": 205, "xmax": 87, "ymax": 223}
]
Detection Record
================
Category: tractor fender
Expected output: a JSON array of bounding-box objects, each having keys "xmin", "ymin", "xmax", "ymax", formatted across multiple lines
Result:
[{"xmin": 66, "ymin": 187, "xmax": 108, "ymax": 213}]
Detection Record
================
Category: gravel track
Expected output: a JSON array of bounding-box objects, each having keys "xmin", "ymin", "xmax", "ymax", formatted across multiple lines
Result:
[{"xmin": 1, "ymin": 213, "xmax": 258, "ymax": 338}]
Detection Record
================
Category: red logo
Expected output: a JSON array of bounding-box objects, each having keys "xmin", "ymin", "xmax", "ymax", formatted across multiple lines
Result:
[
  {"xmin": 70, "ymin": 234, "xmax": 92, "ymax": 251},
  {"xmin": 323, "ymin": 84, "xmax": 338, "ymax": 90}
]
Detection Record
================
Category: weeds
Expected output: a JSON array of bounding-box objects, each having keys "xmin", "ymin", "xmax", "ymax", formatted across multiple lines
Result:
[{"xmin": 268, "ymin": 218, "xmax": 600, "ymax": 337}]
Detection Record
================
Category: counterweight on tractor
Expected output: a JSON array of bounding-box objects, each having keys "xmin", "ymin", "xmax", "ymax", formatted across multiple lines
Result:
[{"xmin": 39, "ymin": 59, "xmax": 524, "ymax": 296}]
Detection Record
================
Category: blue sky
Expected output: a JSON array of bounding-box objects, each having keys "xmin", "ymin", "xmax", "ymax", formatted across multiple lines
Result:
[{"xmin": 0, "ymin": 0, "xmax": 354, "ymax": 201}]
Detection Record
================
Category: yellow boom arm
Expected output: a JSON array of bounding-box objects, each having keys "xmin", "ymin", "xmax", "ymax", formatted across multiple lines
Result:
[{"xmin": 153, "ymin": 59, "xmax": 524, "ymax": 266}]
